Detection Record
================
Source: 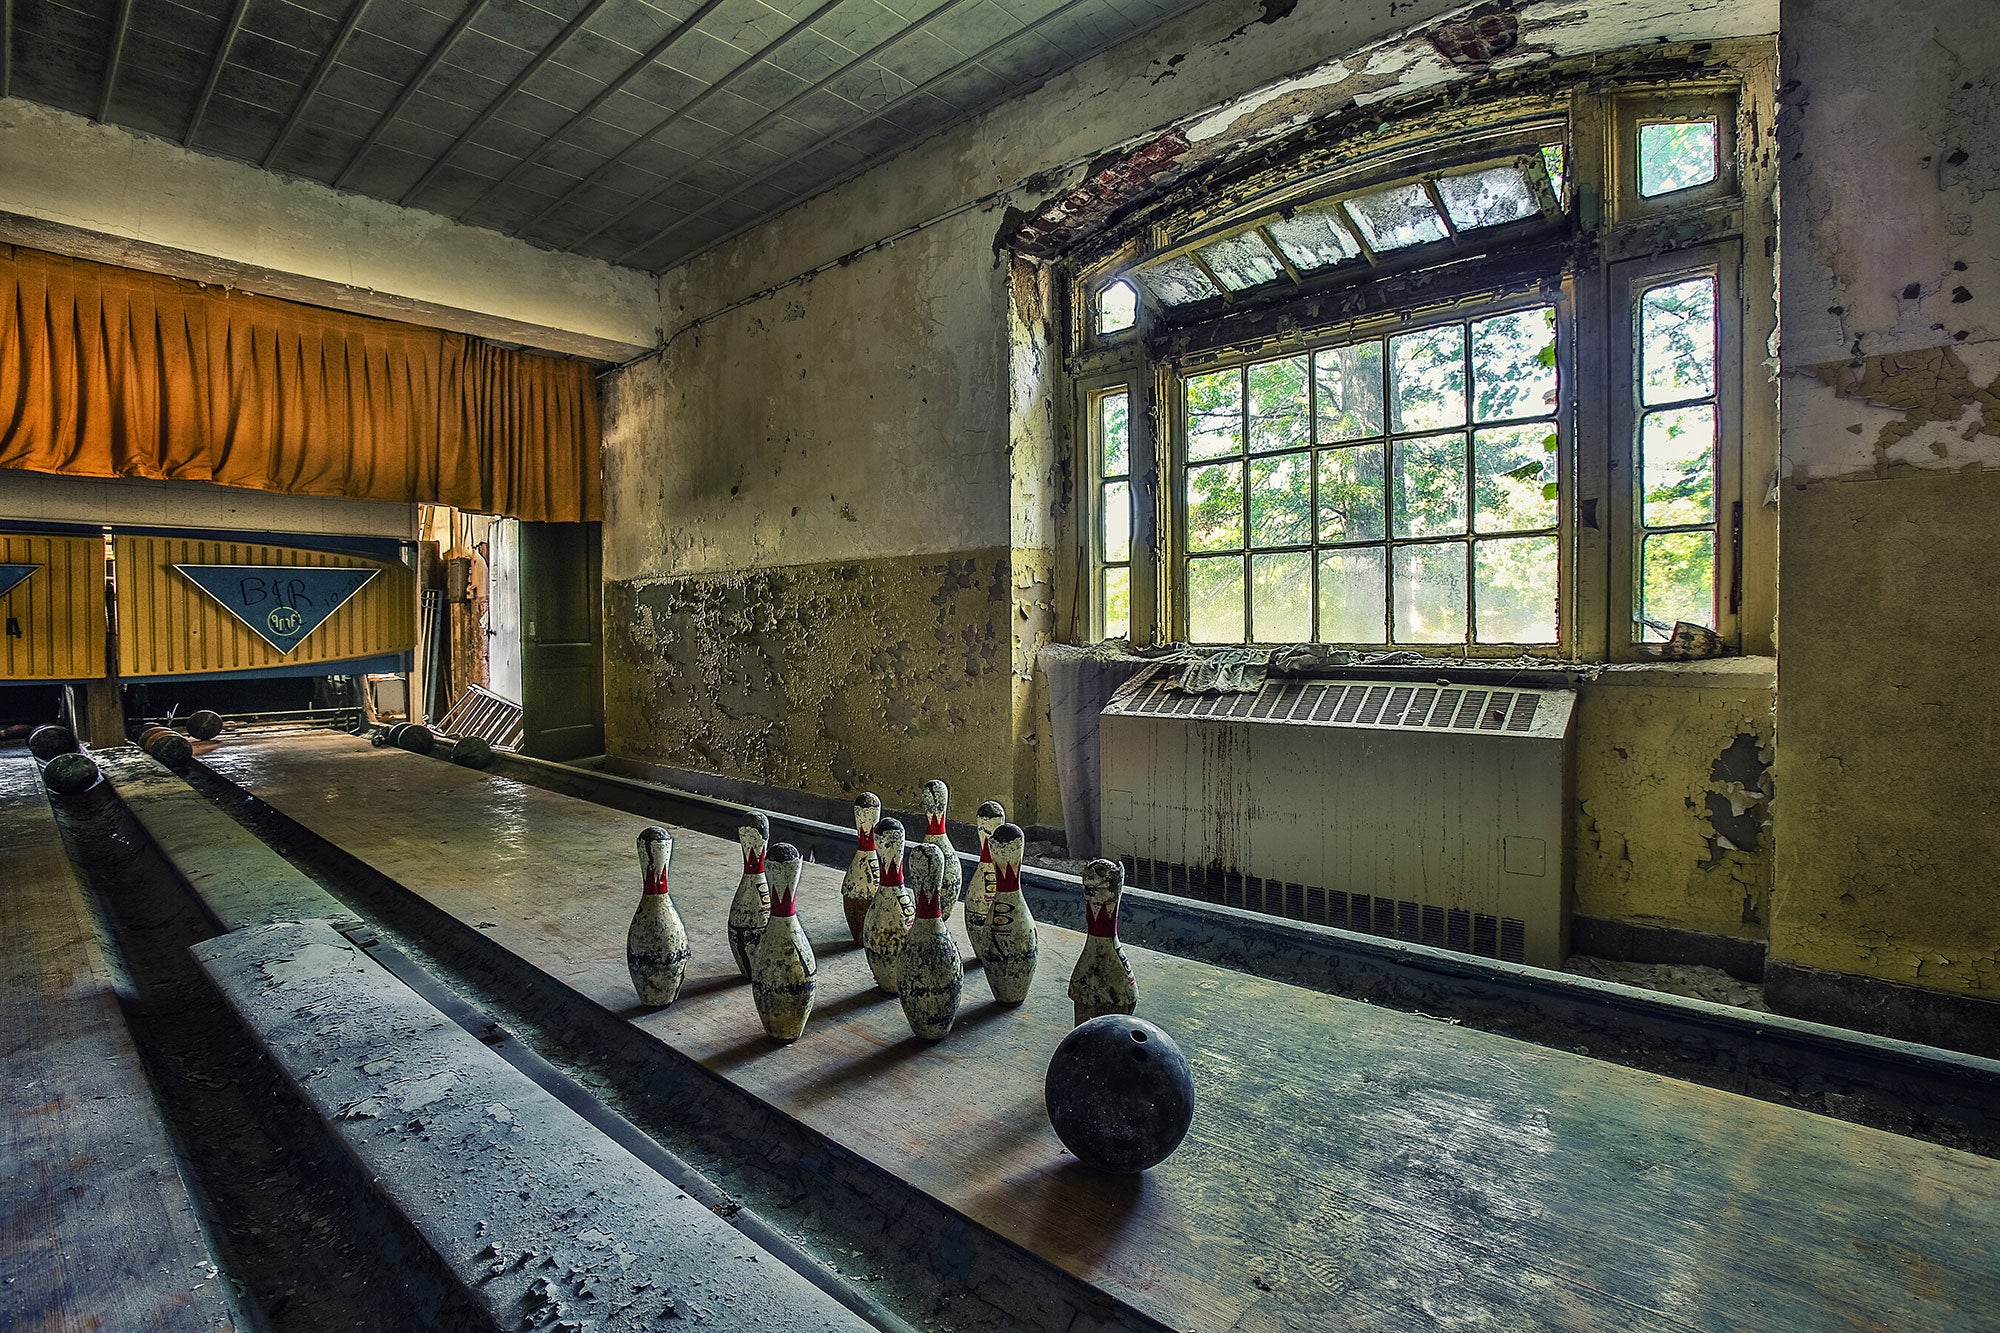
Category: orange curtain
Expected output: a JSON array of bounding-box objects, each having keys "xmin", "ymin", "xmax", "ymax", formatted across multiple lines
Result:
[{"xmin": 0, "ymin": 246, "xmax": 601, "ymax": 521}]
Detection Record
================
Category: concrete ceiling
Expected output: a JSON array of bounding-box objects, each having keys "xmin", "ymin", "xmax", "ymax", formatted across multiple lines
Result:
[{"xmin": 2, "ymin": 0, "xmax": 1200, "ymax": 272}]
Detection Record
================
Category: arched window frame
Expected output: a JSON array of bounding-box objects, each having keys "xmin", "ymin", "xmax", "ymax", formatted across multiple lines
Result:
[{"xmin": 1062, "ymin": 39, "xmax": 1777, "ymax": 663}]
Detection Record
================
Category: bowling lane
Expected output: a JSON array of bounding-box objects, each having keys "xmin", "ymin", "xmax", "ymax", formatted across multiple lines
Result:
[{"xmin": 203, "ymin": 732, "xmax": 2000, "ymax": 1333}]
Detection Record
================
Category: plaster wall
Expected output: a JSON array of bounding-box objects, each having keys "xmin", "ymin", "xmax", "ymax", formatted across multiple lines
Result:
[
  {"xmin": 0, "ymin": 98, "xmax": 659, "ymax": 361},
  {"xmin": 1774, "ymin": 0, "xmax": 2000, "ymax": 999}
]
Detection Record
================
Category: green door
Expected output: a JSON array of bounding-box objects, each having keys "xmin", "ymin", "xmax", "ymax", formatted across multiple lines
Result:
[{"xmin": 517, "ymin": 521, "xmax": 603, "ymax": 761}]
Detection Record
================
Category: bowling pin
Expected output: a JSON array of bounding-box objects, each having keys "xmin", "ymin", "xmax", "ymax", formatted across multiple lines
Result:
[
  {"xmin": 728, "ymin": 812, "xmax": 772, "ymax": 980},
  {"xmin": 982, "ymin": 823, "xmax": 1038, "ymax": 1006},
  {"xmin": 962, "ymin": 799, "xmax": 1006, "ymax": 962},
  {"xmin": 919, "ymin": 780, "xmax": 962, "ymax": 917},
  {"xmin": 841, "ymin": 792, "xmax": 883, "ymax": 945},
  {"xmin": 897, "ymin": 843, "xmax": 963, "ymax": 1040},
  {"xmin": 1068, "ymin": 858, "xmax": 1136, "ymax": 1025},
  {"xmin": 627, "ymin": 827, "xmax": 689, "ymax": 1006},
  {"xmin": 751, "ymin": 843, "xmax": 816, "ymax": 1041},
  {"xmin": 862, "ymin": 818, "xmax": 914, "ymax": 993}
]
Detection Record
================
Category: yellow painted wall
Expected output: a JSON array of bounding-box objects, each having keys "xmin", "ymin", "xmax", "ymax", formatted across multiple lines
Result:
[
  {"xmin": 0, "ymin": 531, "xmax": 105, "ymax": 680},
  {"xmin": 115, "ymin": 535, "xmax": 412, "ymax": 678}
]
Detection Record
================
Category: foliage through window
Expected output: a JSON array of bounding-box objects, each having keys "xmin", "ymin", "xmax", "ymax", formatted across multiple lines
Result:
[
  {"xmin": 1066, "ymin": 59, "xmax": 1774, "ymax": 661},
  {"xmin": 1181, "ymin": 306, "xmax": 1560, "ymax": 645}
]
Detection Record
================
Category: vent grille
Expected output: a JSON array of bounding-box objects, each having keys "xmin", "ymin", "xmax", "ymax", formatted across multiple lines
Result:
[
  {"xmin": 1105, "ymin": 667, "xmax": 1567, "ymax": 738},
  {"xmin": 1122, "ymin": 856, "xmax": 1530, "ymax": 965}
]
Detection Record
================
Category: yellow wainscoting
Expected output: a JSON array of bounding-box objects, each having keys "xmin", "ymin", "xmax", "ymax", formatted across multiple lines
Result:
[
  {"xmin": 116, "ymin": 536, "xmax": 413, "ymax": 678},
  {"xmin": 0, "ymin": 531, "xmax": 107, "ymax": 681}
]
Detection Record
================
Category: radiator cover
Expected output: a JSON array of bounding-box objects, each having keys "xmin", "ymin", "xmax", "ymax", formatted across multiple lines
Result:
[{"xmin": 1099, "ymin": 666, "xmax": 1576, "ymax": 967}]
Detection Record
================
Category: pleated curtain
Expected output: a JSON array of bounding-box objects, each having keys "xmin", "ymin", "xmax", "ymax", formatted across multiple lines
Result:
[{"xmin": 0, "ymin": 245, "xmax": 602, "ymax": 522}]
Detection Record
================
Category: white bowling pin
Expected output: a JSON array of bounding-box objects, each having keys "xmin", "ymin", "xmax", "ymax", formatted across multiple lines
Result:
[
  {"xmin": 862, "ymin": 819, "xmax": 914, "ymax": 993},
  {"xmin": 841, "ymin": 792, "xmax": 882, "ymax": 945},
  {"xmin": 728, "ymin": 812, "xmax": 772, "ymax": 980},
  {"xmin": 751, "ymin": 843, "xmax": 816, "ymax": 1042},
  {"xmin": 1068, "ymin": 858, "xmax": 1136, "ymax": 1026},
  {"xmin": 962, "ymin": 799, "xmax": 1006, "ymax": 963},
  {"xmin": 897, "ymin": 843, "xmax": 962, "ymax": 1040},
  {"xmin": 919, "ymin": 779, "xmax": 962, "ymax": 918},
  {"xmin": 627, "ymin": 826, "xmax": 689, "ymax": 1006},
  {"xmin": 982, "ymin": 823, "xmax": 1038, "ymax": 1006}
]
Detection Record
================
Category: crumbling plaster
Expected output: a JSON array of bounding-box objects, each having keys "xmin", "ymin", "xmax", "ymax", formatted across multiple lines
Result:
[
  {"xmin": 0, "ymin": 98, "xmax": 660, "ymax": 361},
  {"xmin": 1573, "ymin": 667, "xmax": 1776, "ymax": 942}
]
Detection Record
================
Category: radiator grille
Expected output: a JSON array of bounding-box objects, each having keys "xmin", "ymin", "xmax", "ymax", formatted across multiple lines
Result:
[
  {"xmin": 1104, "ymin": 667, "xmax": 1569, "ymax": 738},
  {"xmin": 1122, "ymin": 855, "xmax": 1530, "ymax": 965}
]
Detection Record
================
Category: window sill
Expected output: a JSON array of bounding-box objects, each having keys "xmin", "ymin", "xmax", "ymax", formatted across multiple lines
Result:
[{"xmin": 1072, "ymin": 640, "xmax": 1775, "ymax": 692}]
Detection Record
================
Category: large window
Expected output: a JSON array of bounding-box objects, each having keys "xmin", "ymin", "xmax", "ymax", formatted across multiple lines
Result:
[{"xmin": 1068, "ymin": 52, "xmax": 1775, "ymax": 661}]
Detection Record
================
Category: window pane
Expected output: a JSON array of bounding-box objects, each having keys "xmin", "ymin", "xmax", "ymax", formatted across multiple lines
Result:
[
  {"xmin": 1473, "ymin": 425, "xmax": 1558, "ymax": 534},
  {"xmin": 1250, "ymin": 552, "xmax": 1311, "ymax": 642},
  {"xmin": 1541, "ymin": 143, "xmax": 1567, "ymax": 201},
  {"xmin": 1316, "ymin": 444, "xmax": 1386, "ymax": 543},
  {"xmin": 1186, "ymin": 460, "xmax": 1244, "ymax": 552},
  {"xmin": 1101, "ymin": 567, "xmax": 1130, "ymax": 640},
  {"xmin": 1266, "ymin": 206, "xmax": 1360, "ymax": 271},
  {"xmin": 1640, "ymin": 277, "xmax": 1716, "ymax": 405},
  {"xmin": 1198, "ymin": 232, "xmax": 1284, "ymax": 291},
  {"xmin": 1247, "ymin": 356, "xmax": 1309, "ymax": 454},
  {"xmin": 1393, "ymin": 543, "xmax": 1468, "ymax": 644},
  {"xmin": 1318, "ymin": 548, "xmax": 1386, "ymax": 643},
  {"xmin": 1248, "ymin": 453, "xmax": 1311, "ymax": 547},
  {"xmin": 1098, "ymin": 391, "xmax": 1128, "ymax": 476},
  {"xmin": 1186, "ymin": 368, "xmax": 1242, "ymax": 460},
  {"xmin": 1390, "ymin": 324, "xmax": 1467, "ymax": 431},
  {"xmin": 1638, "ymin": 120, "xmax": 1718, "ymax": 197},
  {"xmin": 1640, "ymin": 530, "xmax": 1715, "ymax": 639},
  {"xmin": 1101, "ymin": 480, "xmax": 1131, "ymax": 562},
  {"xmin": 1641, "ymin": 405, "xmax": 1716, "ymax": 527},
  {"xmin": 1343, "ymin": 183, "xmax": 1449, "ymax": 251},
  {"xmin": 1188, "ymin": 556, "xmax": 1245, "ymax": 642},
  {"xmin": 1314, "ymin": 341, "xmax": 1384, "ymax": 442},
  {"xmin": 1393, "ymin": 434, "xmax": 1467, "ymax": 538},
  {"xmin": 1436, "ymin": 166, "xmax": 1540, "ymax": 230},
  {"xmin": 1138, "ymin": 253, "xmax": 1220, "ymax": 306},
  {"xmin": 1096, "ymin": 281, "xmax": 1136, "ymax": 335},
  {"xmin": 1475, "ymin": 536, "xmax": 1559, "ymax": 642},
  {"xmin": 1471, "ymin": 306, "xmax": 1557, "ymax": 423}
]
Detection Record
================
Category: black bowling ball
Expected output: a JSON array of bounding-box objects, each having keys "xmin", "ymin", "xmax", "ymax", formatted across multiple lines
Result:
[
  {"xmin": 1044, "ymin": 1015, "xmax": 1195, "ymax": 1173},
  {"xmin": 28, "ymin": 724, "xmax": 79, "ymax": 761},
  {"xmin": 449, "ymin": 735, "xmax": 493, "ymax": 769},
  {"xmin": 42, "ymin": 752, "xmax": 101, "ymax": 795},
  {"xmin": 396, "ymin": 724, "xmax": 435, "ymax": 755},
  {"xmin": 144, "ymin": 731, "xmax": 194, "ymax": 771},
  {"xmin": 188, "ymin": 710, "xmax": 225, "ymax": 741}
]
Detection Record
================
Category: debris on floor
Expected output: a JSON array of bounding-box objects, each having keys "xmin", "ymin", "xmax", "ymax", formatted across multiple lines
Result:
[{"xmin": 1563, "ymin": 954, "xmax": 1769, "ymax": 1012}]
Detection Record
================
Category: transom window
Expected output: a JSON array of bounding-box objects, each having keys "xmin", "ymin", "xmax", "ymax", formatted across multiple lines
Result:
[{"xmin": 1065, "ymin": 57, "xmax": 1775, "ymax": 661}]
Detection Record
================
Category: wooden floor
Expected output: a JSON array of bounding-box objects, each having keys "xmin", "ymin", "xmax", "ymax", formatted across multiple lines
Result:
[
  {"xmin": 0, "ymin": 751, "xmax": 239, "ymax": 1332},
  {"xmin": 204, "ymin": 732, "xmax": 2000, "ymax": 1333}
]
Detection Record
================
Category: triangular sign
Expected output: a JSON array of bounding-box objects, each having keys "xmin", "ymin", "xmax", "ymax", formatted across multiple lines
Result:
[
  {"xmin": 0, "ymin": 564, "xmax": 37, "ymax": 600},
  {"xmin": 174, "ymin": 564, "xmax": 380, "ymax": 655}
]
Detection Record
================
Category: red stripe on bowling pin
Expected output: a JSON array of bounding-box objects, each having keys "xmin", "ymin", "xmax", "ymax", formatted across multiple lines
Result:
[
  {"xmin": 1085, "ymin": 900, "xmax": 1118, "ymax": 936},
  {"xmin": 857, "ymin": 830, "xmax": 876, "ymax": 852},
  {"xmin": 880, "ymin": 854, "xmax": 904, "ymax": 887},
  {"xmin": 913, "ymin": 884, "xmax": 942, "ymax": 919},
  {"xmin": 744, "ymin": 851, "xmax": 766, "ymax": 873},
  {"xmin": 925, "ymin": 815, "xmax": 947, "ymax": 836},
  {"xmin": 646, "ymin": 868, "xmax": 669, "ymax": 896}
]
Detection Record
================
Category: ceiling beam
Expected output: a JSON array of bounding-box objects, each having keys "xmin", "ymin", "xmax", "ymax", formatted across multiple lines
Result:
[
  {"xmin": 396, "ymin": 0, "xmax": 614, "ymax": 208},
  {"xmin": 451, "ymin": 0, "xmax": 731, "ymax": 227},
  {"xmin": 566, "ymin": 0, "xmax": 979, "ymax": 256},
  {"xmin": 185, "ymin": 0, "xmax": 256, "ymax": 147},
  {"xmin": 616, "ymin": 0, "xmax": 1105, "ymax": 268},
  {"xmin": 95, "ymin": 0, "xmax": 136, "ymax": 123},
  {"xmin": 512, "ymin": 0, "xmax": 850, "ymax": 244},
  {"xmin": 264, "ymin": 0, "xmax": 372, "ymax": 169},
  {"xmin": 2, "ymin": 0, "xmax": 13, "ymax": 101},
  {"xmin": 333, "ymin": 0, "xmax": 494, "ymax": 190}
]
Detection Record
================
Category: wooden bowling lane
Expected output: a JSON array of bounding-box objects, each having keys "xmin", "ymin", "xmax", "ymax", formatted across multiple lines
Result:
[{"xmin": 201, "ymin": 732, "xmax": 2000, "ymax": 1333}]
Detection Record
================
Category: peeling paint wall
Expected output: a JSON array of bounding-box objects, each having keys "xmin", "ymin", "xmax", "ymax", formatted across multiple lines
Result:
[
  {"xmin": 1574, "ymin": 667, "xmax": 1776, "ymax": 941},
  {"xmin": 1775, "ymin": 0, "xmax": 2000, "ymax": 999}
]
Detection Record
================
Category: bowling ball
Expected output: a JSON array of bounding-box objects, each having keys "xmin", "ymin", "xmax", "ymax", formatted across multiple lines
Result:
[
  {"xmin": 1045, "ymin": 1015, "xmax": 1194, "ymax": 1173},
  {"xmin": 188, "ymin": 710, "xmax": 225, "ymax": 741},
  {"xmin": 384, "ymin": 722, "xmax": 410, "ymax": 747},
  {"xmin": 396, "ymin": 724, "xmax": 436, "ymax": 755},
  {"xmin": 144, "ymin": 731, "xmax": 194, "ymax": 771},
  {"xmin": 42, "ymin": 752, "xmax": 101, "ymax": 795},
  {"xmin": 28, "ymin": 724, "xmax": 79, "ymax": 761},
  {"xmin": 449, "ymin": 735, "xmax": 493, "ymax": 769}
]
